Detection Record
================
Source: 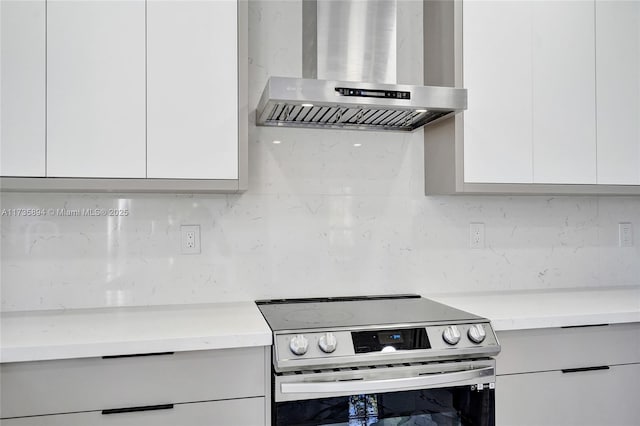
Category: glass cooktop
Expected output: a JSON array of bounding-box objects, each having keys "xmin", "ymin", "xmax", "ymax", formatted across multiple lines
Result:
[{"xmin": 256, "ymin": 294, "xmax": 483, "ymax": 332}]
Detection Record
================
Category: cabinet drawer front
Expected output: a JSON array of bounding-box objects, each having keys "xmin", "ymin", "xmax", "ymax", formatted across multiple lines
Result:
[
  {"xmin": 496, "ymin": 323, "xmax": 640, "ymax": 375},
  {"xmin": 496, "ymin": 364, "xmax": 640, "ymax": 426},
  {"xmin": 1, "ymin": 397, "xmax": 265, "ymax": 426},
  {"xmin": 1, "ymin": 347, "xmax": 266, "ymax": 418}
]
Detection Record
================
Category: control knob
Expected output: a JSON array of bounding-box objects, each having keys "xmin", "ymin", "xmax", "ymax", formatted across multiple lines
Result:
[
  {"xmin": 442, "ymin": 325, "xmax": 461, "ymax": 345},
  {"xmin": 318, "ymin": 332, "xmax": 338, "ymax": 354},
  {"xmin": 468, "ymin": 324, "xmax": 487, "ymax": 344},
  {"xmin": 289, "ymin": 334, "xmax": 309, "ymax": 356}
]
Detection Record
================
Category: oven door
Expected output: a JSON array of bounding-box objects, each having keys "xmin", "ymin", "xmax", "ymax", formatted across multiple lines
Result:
[{"xmin": 273, "ymin": 359, "xmax": 495, "ymax": 426}]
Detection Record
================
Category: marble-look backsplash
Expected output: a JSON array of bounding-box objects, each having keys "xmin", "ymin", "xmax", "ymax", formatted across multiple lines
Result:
[
  {"xmin": 2, "ymin": 191, "xmax": 638, "ymax": 311},
  {"xmin": 1, "ymin": 1, "xmax": 639, "ymax": 311}
]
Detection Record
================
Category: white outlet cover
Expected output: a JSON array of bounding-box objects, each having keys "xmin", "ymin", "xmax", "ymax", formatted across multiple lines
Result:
[
  {"xmin": 181, "ymin": 225, "xmax": 201, "ymax": 254},
  {"xmin": 469, "ymin": 223, "xmax": 485, "ymax": 249},
  {"xmin": 619, "ymin": 223, "xmax": 633, "ymax": 248}
]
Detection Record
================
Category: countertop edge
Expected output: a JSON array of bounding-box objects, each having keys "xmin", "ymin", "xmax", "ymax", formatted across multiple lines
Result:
[
  {"xmin": 428, "ymin": 286, "xmax": 640, "ymax": 332},
  {"xmin": 0, "ymin": 301, "xmax": 273, "ymax": 363},
  {"xmin": 491, "ymin": 311, "xmax": 640, "ymax": 332},
  {"xmin": 0, "ymin": 332, "xmax": 273, "ymax": 364}
]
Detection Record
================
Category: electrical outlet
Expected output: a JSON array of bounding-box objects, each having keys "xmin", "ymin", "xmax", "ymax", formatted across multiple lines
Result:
[
  {"xmin": 181, "ymin": 225, "xmax": 201, "ymax": 254},
  {"xmin": 469, "ymin": 223, "xmax": 485, "ymax": 249},
  {"xmin": 619, "ymin": 223, "xmax": 633, "ymax": 247}
]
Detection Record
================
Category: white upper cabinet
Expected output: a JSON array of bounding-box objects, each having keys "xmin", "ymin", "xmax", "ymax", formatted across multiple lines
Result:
[
  {"xmin": 147, "ymin": 0, "xmax": 238, "ymax": 180},
  {"xmin": 595, "ymin": 0, "xmax": 640, "ymax": 185},
  {"xmin": 463, "ymin": 0, "xmax": 597, "ymax": 185},
  {"xmin": 46, "ymin": 0, "xmax": 146, "ymax": 178},
  {"xmin": 425, "ymin": 0, "xmax": 638, "ymax": 194},
  {"xmin": 1, "ymin": 0, "xmax": 245, "ymax": 191},
  {"xmin": 531, "ymin": 1, "xmax": 596, "ymax": 184},
  {"xmin": 463, "ymin": 1, "xmax": 533, "ymax": 183},
  {"xmin": 0, "ymin": 0, "xmax": 46, "ymax": 177}
]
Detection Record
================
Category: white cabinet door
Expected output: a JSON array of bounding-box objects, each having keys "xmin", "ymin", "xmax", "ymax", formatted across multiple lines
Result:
[
  {"xmin": 463, "ymin": 0, "xmax": 533, "ymax": 183},
  {"xmin": 46, "ymin": 0, "xmax": 146, "ymax": 178},
  {"xmin": 0, "ymin": 398, "xmax": 266, "ymax": 426},
  {"xmin": 0, "ymin": 0, "xmax": 46, "ymax": 177},
  {"xmin": 147, "ymin": 0, "xmax": 238, "ymax": 180},
  {"xmin": 1, "ymin": 348, "xmax": 265, "ymax": 418},
  {"xmin": 532, "ymin": 1, "xmax": 597, "ymax": 184},
  {"xmin": 596, "ymin": 0, "xmax": 640, "ymax": 185},
  {"xmin": 496, "ymin": 364, "xmax": 640, "ymax": 426},
  {"xmin": 463, "ymin": 0, "xmax": 597, "ymax": 185}
]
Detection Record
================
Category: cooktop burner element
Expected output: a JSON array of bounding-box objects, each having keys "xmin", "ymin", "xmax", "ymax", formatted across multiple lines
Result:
[{"xmin": 256, "ymin": 294, "xmax": 500, "ymax": 372}]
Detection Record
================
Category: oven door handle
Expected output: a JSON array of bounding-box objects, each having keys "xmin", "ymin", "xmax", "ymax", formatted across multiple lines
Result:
[{"xmin": 280, "ymin": 366, "xmax": 495, "ymax": 395}]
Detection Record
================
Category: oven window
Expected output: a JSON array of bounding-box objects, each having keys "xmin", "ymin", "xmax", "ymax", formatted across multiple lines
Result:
[{"xmin": 275, "ymin": 387, "xmax": 494, "ymax": 426}]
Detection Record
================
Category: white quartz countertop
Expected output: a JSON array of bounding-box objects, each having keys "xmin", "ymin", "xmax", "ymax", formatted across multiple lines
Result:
[
  {"xmin": 0, "ymin": 302, "xmax": 272, "ymax": 363},
  {"xmin": 3, "ymin": 287, "xmax": 639, "ymax": 363},
  {"xmin": 428, "ymin": 286, "xmax": 640, "ymax": 331}
]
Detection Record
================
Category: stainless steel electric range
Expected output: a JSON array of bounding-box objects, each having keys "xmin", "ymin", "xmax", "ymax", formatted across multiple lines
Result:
[{"xmin": 256, "ymin": 294, "xmax": 501, "ymax": 426}]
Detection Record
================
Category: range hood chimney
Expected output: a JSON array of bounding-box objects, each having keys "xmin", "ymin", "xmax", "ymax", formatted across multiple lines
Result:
[{"xmin": 256, "ymin": 0, "xmax": 467, "ymax": 132}]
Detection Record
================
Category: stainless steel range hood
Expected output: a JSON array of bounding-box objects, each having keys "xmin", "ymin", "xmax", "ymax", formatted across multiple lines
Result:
[
  {"xmin": 256, "ymin": 77, "xmax": 465, "ymax": 132},
  {"xmin": 256, "ymin": 0, "xmax": 467, "ymax": 132}
]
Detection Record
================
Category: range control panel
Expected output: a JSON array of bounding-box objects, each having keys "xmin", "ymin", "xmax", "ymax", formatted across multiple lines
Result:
[
  {"xmin": 352, "ymin": 328, "xmax": 430, "ymax": 353},
  {"xmin": 273, "ymin": 322, "xmax": 500, "ymax": 371}
]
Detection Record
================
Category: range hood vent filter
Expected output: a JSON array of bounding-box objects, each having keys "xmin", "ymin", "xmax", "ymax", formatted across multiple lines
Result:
[{"xmin": 261, "ymin": 102, "xmax": 451, "ymax": 132}]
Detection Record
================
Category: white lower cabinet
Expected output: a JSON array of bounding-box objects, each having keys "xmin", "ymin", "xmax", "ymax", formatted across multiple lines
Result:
[
  {"xmin": 1, "ymin": 398, "xmax": 264, "ymax": 426},
  {"xmin": 496, "ymin": 364, "xmax": 640, "ymax": 426},
  {"xmin": 0, "ymin": 347, "xmax": 268, "ymax": 426},
  {"xmin": 495, "ymin": 324, "xmax": 640, "ymax": 426}
]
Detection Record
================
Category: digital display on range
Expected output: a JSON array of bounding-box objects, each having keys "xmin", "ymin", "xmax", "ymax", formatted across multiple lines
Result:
[
  {"xmin": 352, "ymin": 328, "xmax": 430, "ymax": 353},
  {"xmin": 378, "ymin": 332, "xmax": 404, "ymax": 345}
]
